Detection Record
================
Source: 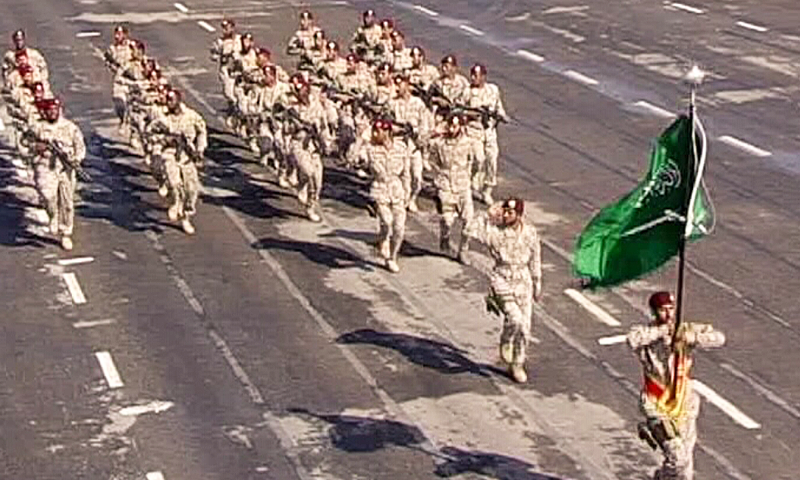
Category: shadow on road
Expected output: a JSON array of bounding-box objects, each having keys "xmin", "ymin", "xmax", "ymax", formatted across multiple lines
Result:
[
  {"xmin": 336, "ymin": 328, "xmax": 503, "ymax": 378},
  {"xmin": 286, "ymin": 408, "xmax": 569, "ymax": 479},
  {"xmin": 253, "ymin": 237, "xmax": 379, "ymax": 270}
]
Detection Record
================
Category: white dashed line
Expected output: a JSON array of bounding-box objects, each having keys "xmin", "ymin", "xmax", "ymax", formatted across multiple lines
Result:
[
  {"xmin": 73, "ymin": 319, "xmax": 116, "ymax": 329},
  {"xmin": 173, "ymin": 2, "xmax": 189, "ymax": 13},
  {"xmin": 95, "ymin": 351, "xmax": 124, "ymax": 389},
  {"xmin": 62, "ymin": 272, "xmax": 87, "ymax": 304},
  {"xmin": 632, "ymin": 100, "xmax": 675, "ymax": 118},
  {"xmin": 564, "ymin": 69, "xmax": 599, "ymax": 86},
  {"xmin": 413, "ymin": 4, "xmax": 439, "ymax": 16},
  {"xmin": 516, "ymin": 49, "xmax": 545, "ymax": 63},
  {"xmin": 669, "ymin": 2, "xmax": 705, "ymax": 14},
  {"xmin": 146, "ymin": 472, "xmax": 166, "ymax": 480},
  {"xmin": 718, "ymin": 135, "xmax": 772, "ymax": 157},
  {"xmin": 57, "ymin": 256, "xmax": 95, "ymax": 266},
  {"xmin": 75, "ymin": 31, "xmax": 101, "ymax": 38},
  {"xmin": 736, "ymin": 21, "xmax": 768, "ymax": 33},
  {"xmin": 459, "ymin": 24, "xmax": 485, "ymax": 36},
  {"xmin": 120, "ymin": 400, "xmax": 174, "ymax": 416},
  {"xmin": 564, "ymin": 289, "xmax": 622, "ymax": 327},
  {"xmin": 693, "ymin": 380, "xmax": 761, "ymax": 429},
  {"xmin": 720, "ymin": 363, "xmax": 800, "ymax": 420},
  {"xmin": 597, "ymin": 334, "xmax": 628, "ymax": 346},
  {"xmin": 197, "ymin": 21, "xmax": 216, "ymax": 32}
]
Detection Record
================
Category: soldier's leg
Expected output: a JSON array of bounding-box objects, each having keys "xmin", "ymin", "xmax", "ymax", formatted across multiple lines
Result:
[
  {"xmin": 483, "ymin": 128, "xmax": 498, "ymax": 203},
  {"xmin": 499, "ymin": 293, "xmax": 529, "ymax": 382},
  {"xmin": 438, "ymin": 194, "xmax": 456, "ymax": 254},
  {"xmin": 179, "ymin": 162, "xmax": 200, "ymax": 234},
  {"xmin": 387, "ymin": 201, "xmax": 406, "ymax": 272},
  {"xmin": 305, "ymin": 151, "xmax": 324, "ymax": 222},
  {"xmin": 33, "ymin": 164, "xmax": 59, "ymax": 234},
  {"xmin": 470, "ymin": 134, "xmax": 486, "ymax": 195},
  {"xmin": 375, "ymin": 201, "xmax": 392, "ymax": 259},
  {"xmin": 57, "ymin": 170, "xmax": 77, "ymax": 237},
  {"xmin": 408, "ymin": 148, "xmax": 424, "ymax": 212},
  {"xmin": 456, "ymin": 189, "xmax": 475, "ymax": 261},
  {"xmin": 163, "ymin": 153, "xmax": 183, "ymax": 221},
  {"xmin": 511, "ymin": 285, "xmax": 534, "ymax": 367}
]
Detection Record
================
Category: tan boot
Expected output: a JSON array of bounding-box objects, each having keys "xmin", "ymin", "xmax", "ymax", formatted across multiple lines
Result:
[
  {"xmin": 386, "ymin": 259, "xmax": 400, "ymax": 273},
  {"xmin": 167, "ymin": 204, "xmax": 179, "ymax": 221},
  {"xmin": 499, "ymin": 342, "xmax": 513, "ymax": 365},
  {"xmin": 61, "ymin": 236, "xmax": 73, "ymax": 251},
  {"xmin": 182, "ymin": 219, "xmax": 196, "ymax": 235},
  {"xmin": 510, "ymin": 364, "xmax": 528, "ymax": 383}
]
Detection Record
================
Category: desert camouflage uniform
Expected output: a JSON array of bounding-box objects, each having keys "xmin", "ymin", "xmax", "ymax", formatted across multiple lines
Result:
[
  {"xmin": 627, "ymin": 322, "xmax": 725, "ymax": 480},
  {"xmin": 360, "ymin": 137, "xmax": 410, "ymax": 267},
  {"xmin": 287, "ymin": 26, "xmax": 322, "ymax": 56},
  {"xmin": 282, "ymin": 96, "xmax": 328, "ymax": 220},
  {"xmin": 466, "ymin": 209, "xmax": 541, "ymax": 368},
  {"xmin": 210, "ymin": 33, "xmax": 242, "ymax": 102},
  {"xmin": 30, "ymin": 116, "xmax": 86, "ymax": 238},
  {"xmin": 105, "ymin": 39, "xmax": 133, "ymax": 127},
  {"xmin": 391, "ymin": 47, "xmax": 414, "ymax": 74},
  {"xmin": 118, "ymin": 60, "xmax": 148, "ymax": 148},
  {"xmin": 338, "ymin": 67, "xmax": 374, "ymax": 169},
  {"xmin": 3, "ymin": 47, "xmax": 48, "ymax": 85},
  {"xmin": 389, "ymin": 92, "xmax": 430, "ymax": 210},
  {"xmin": 350, "ymin": 24, "xmax": 383, "ymax": 64},
  {"xmin": 464, "ymin": 82, "xmax": 506, "ymax": 202},
  {"xmin": 3, "ymin": 67, "xmax": 48, "ymax": 94},
  {"xmin": 409, "ymin": 63, "xmax": 440, "ymax": 90},
  {"xmin": 429, "ymin": 132, "xmax": 473, "ymax": 256},
  {"xmin": 253, "ymin": 79, "xmax": 292, "ymax": 168},
  {"xmin": 433, "ymin": 73, "xmax": 469, "ymax": 105}
]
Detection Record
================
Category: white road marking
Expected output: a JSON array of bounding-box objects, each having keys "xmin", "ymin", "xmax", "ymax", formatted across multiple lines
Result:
[
  {"xmin": 718, "ymin": 135, "xmax": 772, "ymax": 157},
  {"xmin": 75, "ymin": 31, "xmax": 101, "ymax": 38},
  {"xmin": 197, "ymin": 20, "xmax": 216, "ymax": 32},
  {"xmin": 0, "ymin": 117, "xmax": 4, "ymax": 131},
  {"xmin": 95, "ymin": 351, "xmax": 124, "ymax": 388},
  {"xmin": 62, "ymin": 272, "xmax": 87, "ymax": 304},
  {"xmin": 632, "ymin": 100, "xmax": 675, "ymax": 118},
  {"xmin": 174, "ymin": 2, "xmax": 189, "ymax": 13},
  {"xmin": 413, "ymin": 4, "xmax": 439, "ymax": 16},
  {"xmin": 120, "ymin": 400, "xmax": 174, "ymax": 416},
  {"xmin": 516, "ymin": 49, "xmax": 545, "ymax": 62},
  {"xmin": 543, "ymin": 5, "xmax": 589, "ymax": 15},
  {"xmin": 693, "ymin": 380, "xmax": 761, "ymax": 429},
  {"xmin": 564, "ymin": 289, "xmax": 622, "ymax": 327},
  {"xmin": 564, "ymin": 69, "xmax": 599, "ymax": 86},
  {"xmin": 669, "ymin": 2, "xmax": 705, "ymax": 14},
  {"xmin": 57, "ymin": 256, "xmax": 95, "ymax": 266},
  {"xmin": 459, "ymin": 24, "xmax": 485, "ymax": 36},
  {"xmin": 597, "ymin": 334, "xmax": 627, "ymax": 345},
  {"xmin": 720, "ymin": 363, "xmax": 800, "ymax": 420},
  {"xmin": 736, "ymin": 21, "xmax": 768, "ymax": 33},
  {"xmin": 146, "ymin": 472, "xmax": 166, "ymax": 480},
  {"xmin": 73, "ymin": 318, "xmax": 116, "ymax": 329}
]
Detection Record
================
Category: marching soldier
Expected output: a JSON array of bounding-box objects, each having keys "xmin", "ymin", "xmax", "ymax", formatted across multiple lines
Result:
[
  {"xmin": 464, "ymin": 63, "xmax": 507, "ymax": 204},
  {"xmin": 287, "ymin": 10, "xmax": 322, "ymax": 57},
  {"xmin": 254, "ymin": 47, "xmax": 289, "ymax": 83},
  {"xmin": 210, "ymin": 18, "xmax": 241, "ymax": 106},
  {"xmin": 389, "ymin": 73, "xmax": 430, "ymax": 212},
  {"xmin": 105, "ymin": 25, "xmax": 134, "ymax": 134},
  {"xmin": 368, "ymin": 62, "xmax": 396, "ymax": 106},
  {"xmin": 408, "ymin": 46, "xmax": 439, "ymax": 90},
  {"xmin": 465, "ymin": 197, "xmax": 542, "ymax": 383},
  {"xmin": 299, "ymin": 30, "xmax": 327, "ymax": 75},
  {"xmin": 350, "ymin": 10, "xmax": 383, "ymax": 64},
  {"xmin": 319, "ymin": 40, "xmax": 348, "ymax": 84},
  {"xmin": 28, "ymin": 98, "xmax": 87, "ymax": 251},
  {"xmin": 628, "ymin": 292, "xmax": 725, "ymax": 480},
  {"xmin": 376, "ymin": 19, "xmax": 395, "ymax": 65},
  {"xmin": 428, "ymin": 113, "xmax": 473, "ymax": 262},
  {"xmin": 147, "ymin": 89, "xmax": 207, "ymax": 234},
  {"xmin": 281, "ymin": 76, "xmax": 328, "ymax": 222},
  {"xmin": 358, "ymin": 118, "xmax": 410, "ymax": 273},
  {"xmin": 3, "ymin": 58, "xmax": 49, "ymax": 94},
  {"xmin": 3, "ymin": 30, "xmax": 48, "ymax": 86},
  {"xmin": 389, "ymin": 31, "xmax": 413, "ymax": 73},
  {"xmin": 252, "ymin": 65, "xmax": 291, "ymax": 168},
  {"xmin": 433, "ymin": 54, "xmax": 469, "ymax": 107}
]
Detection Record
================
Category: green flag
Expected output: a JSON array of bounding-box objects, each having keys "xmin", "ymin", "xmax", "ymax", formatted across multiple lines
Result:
[{"xmin": 573, "ymin": 114, "xmax": 715, "ymax": 288}]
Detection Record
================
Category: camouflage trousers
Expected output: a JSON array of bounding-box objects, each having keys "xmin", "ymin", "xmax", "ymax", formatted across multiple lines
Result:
[
  {"xmin": 219, "ymin": 68, "xmax": 236, "ymax": 102},
  {"xmin": 289, "ymin": 140, "xmax": 323, "ymax": 214},
  {"xmin": 438, "ymin": 188, "xmax": 473, "ymax": 253},
  {"xmin": 403, "ymin": 140, "xmax": 424, "ymax": 207},
  {"xmin": 112, "ymin": 82, "xmax": 128, "ymax": 124},
  {"xmin": 163, "ymin": 152, "xmax": 200, "ymax": 219},
  {"xmin": 491, "ymin": 271, "xmax": 533, "ymax": 367},
  {"xmin": 641, "ymin": 391, "xmax": 700, "ymax": 480},
  {"xmin": 33, "ymin": 162, "xmax": 76, "ymax": 236},
  {"xmin": 468, "ymin": 127, "xmax": 499, "ymax": 194},
  {"xmin": 376, "ymin": 198, "xmax": 407, "ymax": 262}
]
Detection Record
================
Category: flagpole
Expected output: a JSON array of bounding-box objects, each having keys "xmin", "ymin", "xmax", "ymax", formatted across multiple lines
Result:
[{"xmin": 674, "ymin": 65, "xmax": 706, "ymax": 342}]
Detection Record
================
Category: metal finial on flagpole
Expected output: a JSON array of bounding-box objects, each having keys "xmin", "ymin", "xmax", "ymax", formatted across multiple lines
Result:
[{"xmin": 682, "ymin": 64, "xmax": 706, "ymax": 112}]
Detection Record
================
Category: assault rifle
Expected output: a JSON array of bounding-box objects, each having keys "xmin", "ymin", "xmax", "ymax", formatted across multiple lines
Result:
[
  {"xmin": 148, "ymin": 121, "xmax": 203, "ymax": 164},
  {"xmin": 23, "ymin": 130, "xmax": 92, "ymax": 182},
  {"xmin": 273, "ymin": 104, "xmax": 325, "ymax": 152}
]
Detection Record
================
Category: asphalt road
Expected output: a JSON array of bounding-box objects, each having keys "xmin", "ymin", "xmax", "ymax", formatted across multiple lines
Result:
[{"xmin": 1, "ymin": 0, "xmax": 799, "ymax": 479}]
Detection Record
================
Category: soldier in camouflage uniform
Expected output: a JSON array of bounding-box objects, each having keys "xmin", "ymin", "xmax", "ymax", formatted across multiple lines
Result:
[
  {"xmin": 281, "ymin": 76, "xmax": 328, "ymax": 222},
  {"xmin": 357, "ymin": 118, "xmax": 410, "ymax": 273},
  {"xmin": 105, "ymin": 25, "xmax": 134, "ymax": 134},
  {"xmin": 142, "ymin": 83, "xmax": 172, "ymax": 196},
  {"xmin": 252, "ymin": 65, "xmax": 291, "ymax": 168},
  {"xmin": 465, "ymin": 197, "xmax": 542, "ymax": 383},
  {"xmin": 389, "ymin": 31, "xmax": 413, "ymax": 74},
  {"xmin": 350, "ymin": 9, "xmax": 383, "ymax": 65},
  {"xmin": 3, "ymin": 56, "xmax": 49, "ymax": 94},
  {"xmin": 628, "ymin": 292, "xmax": 725, "ymax": 480},
  {"xmin": 376, "ymin": 19, "xmax": 395, "ymax": 65},
  {"xmin": 287, "ymin": 10, "xmax": 322, "ymax": 57},
  {"xmin": 210, "ymin": 19, "xmax": 241, "ymax": 108},
  {"xmin": 389, "ymin": 73, "xmax": 430, "ymax": 212},
  {"xmin": 408, "ymin": 46, "xmax": 440, "ymax": 90},
  {"xmin": 3, "ymin": 30, "xmax": 48, "ymax": 87},
  {"xmin": 433, "ymin": 55, "xmax": 469, "ymax": 108},
  {"xmin": 464, "ymin": 63, "xmax": 507, "ymax": 204},
  {"xmin": 336, "ymin": 53, "xmax": 374, "ymax": 173},
  {"xmin": 28, "ymin": 98, "xmax": 87, "ymax": 251},
  {"xmin": 147, "ymin": 89, "xmax": 207, "ymax": 234},
  {"xmin": 428, "ymin": 113, "xmax": 473, "ymax": 262},
  {"xmin": 319, "ymin": 40, "xmax": 348, "ymax": 85}
]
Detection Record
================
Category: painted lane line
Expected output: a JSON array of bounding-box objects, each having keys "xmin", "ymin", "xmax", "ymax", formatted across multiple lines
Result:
[
  {"xmin": 693, "ymin": 380, "xmax": 761, "ymax": 429},
  {"xmin": 564, "ymin": 289, "xmax": 622, "ymax": 327},
  {"xmin": 57, "ymin": 256, "xmax": 95, "ymax": 266},
  {"xmin": 719, "ymin": 363, "xmax": 800, "ymax": 420},
  {"xmin": 669, "ymin": 2, "xmax": 704, "ymax": 14},
  {"xmin": 95, "ymin": 351, "xmax": 124, "ymax": 389},
  {"xmin": 597, "ymin": 334, "xmax": 628, "ymax": 346},
  {"xmin": 736, "ymin": 21, "xmax": 768, "ymax": 33},
  {"xmin": 459, "ymin": 24, "xmax": 485, "ymax": 36},
  {"xmin": 564, "ymin": 69, "xmax": 599, "ymax": 86},
  {"xmin": 62, "ymin": 272, "xmax": 87, "ymax": 304},
  {"xmin": 718, "ymin": 135, "xmax": 772, "ymax": 157},
  {"xmin": 413, "ymin": 4, "xmax": 439, "ymax": 16},
  {"xmin": 73, "ymin": 319, "xmax": 116, "ymax": 329},
  {"xmin": 197, "ymin": 21, "xmax": 216, "ymax": 32},
  {"xmin": 633, "ymin": 100, "xmax": 675, "ymax": 118},
  {"xmin": 516, "ymin": 49, "xmax": 545, "ymax": 63},
  {"xmin": 146, "ymin": 472, "xmax": 166, "ymax": 480},
  {"xmin": 75, "ymin": 31, "xmax": 101, "ymax": 38},
  {"xmin": 120, "ymin": 400, "xmax": 174, "ymax": 416},
  {"xmin": 174, "ymin": 2, "xmax": 189, "ymax": 13}
]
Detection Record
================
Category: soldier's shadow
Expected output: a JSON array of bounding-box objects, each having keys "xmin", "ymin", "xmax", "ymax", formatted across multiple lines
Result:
[
  {"xmin": 252, "ymin": 236, "xmax": 380, "ymax": 271},
  {"xmin": 285, "ymin": 408, "xmax": 570, "ymax": 479}
]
